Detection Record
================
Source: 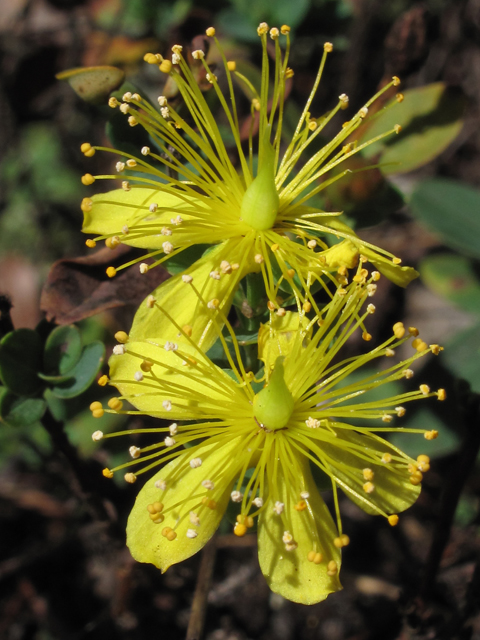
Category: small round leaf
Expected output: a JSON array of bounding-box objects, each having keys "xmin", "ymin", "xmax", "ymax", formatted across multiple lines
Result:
[
  {"xmin": 43, "ymin": 324, "xmax": 82, "ymax": 375},
  {"xmin": 51, "ymin": 341, "xmax": 105, "ymax": 399}
]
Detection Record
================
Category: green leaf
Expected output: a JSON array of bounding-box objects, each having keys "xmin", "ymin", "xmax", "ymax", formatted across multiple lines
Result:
[
  {"xmin": 420, "ymin": 253, "xmax": 480, "ymax": 315},
  {"xmin": 43, "ymin": 324, "xmax": 83, "ymax": 375},
  {"xmin": 0, "ymin": 329, "xmax": 43, "ymax": 396},
  {"xmin": 56, "ymin": 66, "xmax": 125, "ymax": 104},
  {"xmin": 51, "ymin": 342, "xmax": 105, "ymax": 399},
  {"xmin": 410, "ymin": 179, "xmax": 480, "ymax": 260},
  {"xmin": 362, "ymin": 83, "xmax": 465, "ymax": 175},
  {"xmin": 0, "ymin": 389, "xmax": 46, "ymax": 427},
  {"xmin": 442, "ymin": 322, "xmax": 480, "ymax": 393}
]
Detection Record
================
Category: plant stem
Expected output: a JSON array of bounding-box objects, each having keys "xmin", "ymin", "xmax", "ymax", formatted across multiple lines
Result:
[{"xmin": 186, "ymin": 539, "xmax": 217, "ymax": 640}]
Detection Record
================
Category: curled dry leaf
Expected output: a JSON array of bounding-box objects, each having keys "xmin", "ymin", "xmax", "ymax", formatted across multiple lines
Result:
[{"xmin": 40, "ymin": 245, "xmax": 169, "ymax": 324}]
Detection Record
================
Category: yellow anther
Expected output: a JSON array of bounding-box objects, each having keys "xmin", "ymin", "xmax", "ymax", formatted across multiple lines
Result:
[
  {"xmin": 254, "ymin": 253, "xmax": 264, "ymax": 264},
  {"xmin": 362, "ymin": 332, "xmax": 372, "ymax": 342},
  {"xmin": 162, "ymin": 527, "xmax": 177, "ymax": 541},
  {"xmin": 372, "ymin": 271, "xmax": 381, "ymax": 281},
  {"xmin": 105, "ymin": 236, "xmax": 121, "ymax": 249},
  {"xmin": 417, "ymin": 454, "xmax": 430, "ymax": 465},
  {"xmin": 392, "ymin": 76, "xmax": 401, "ymax": 86},
  {"xmin": 327, "ymin": 560, "xmax": 338, "ymax": 576},
  {"xmin": 90, "ymin": 401, "xmax": 103, "ymax": 411},
  {"xmin": 396, "ymin": 93, "xmax": 404, "ymax": 103},
  {"xmin": 285, "ymin": 67, "xmax": 294, "ymax": 79},
  {"xmin": 81, "ymin": 198, "xmax": 93, "ymax": 212},
  {"xmin": 307, "ymin": 550, "xmax": 316, "ymax": 562},
  {"xmin": 363, "ymin": 481, "xmax": 375, "ymax": 494},
  {"xmin": 287, "ymin": 268, "xmax": 295, "ymax": 279},
  {"xmin": 420, "ymin": 384, "xmax": 430, "ymax": 395},
  {"xmin": 85, "ymin": 239, "xmax": 96, "ymax": 248},
  {"xmin": 108, "ymin": 97, "xmax": 119, "ymax": 108},
  {"xmin": 412, "ymin": 338, "xmax": 428, "ymax": 352},
  {"xmin": 97, "ymin": 375, "xmax": 109, "ymax": 386},
  {"xmin": 425, "ymin": 430, "xmax": 439, "ymax": 440},
  {"xmin": 252, "ymin": 98, "xmax": 261, "ymax": 111},
  {"xmin": 153, "ymin": 502, "xmax": 164, "ymax": 513},
  {"xmin": 106, "ymin": 266, "xmax": 117, "ymax": 278},
  {"xmin": 227, "ymin": 60, "xmax": 236, "ymax": 71},
  {"xmin": 303, "ymin": 301, "xmax": 312, "ymax": 313},
  {"xmin": 257, "ymin": 22, "xmax": 269, "ymax": 35},
  {"xmin": 267, "ymin": 301, "xmax": 276, "ymax": 311},
  {"xmin": 81, "ymin": 142, "xmax": 95, "ymax": 157},
  {"xmin": 140, "ymin": 360, "xmax": 153, "ymax": 372},
  {"xmin": 207, "ymin": 298, "xmax": 219, "ymax": 309},
  {"xmin": 313, "ymin": 552, "xmax": 323, "ymax": 564},
  {"xmin": 281, "ymin": 24, "xmax": 291, "ymax": 34},
  {"xmin": 234, "ymin": 523, "xmax": 247, "ymax": 537},
  {"xmin": 340, "ymin": 534, "xmax": 350, "ymax": 547},
  {"xmin": 181, "ymin": 324, "xmax": 192, "ymax": 337},
  {"xmin": 125, "ymin": 472, "xmax": 137, "ymax": 484},
  {"xmin": 144, "ymin": 52, "xmax": 158, "ymax": 64},
  {"xmin": 114, "ymin": 331, "xmax": 129, "ymax": 344},
  {"xmin": 294, "ymin": 500, "xmax": 307, "ymax": 511},
  {"xmin": 81, "ymin": 173, "xmax": 95, "ymax": 185},
  {"xmin": 308, "ymin": 120, "xmax": 318, "ymax": 131},
  {"xmin": 324, "ymin": 42, "xmax": 333, "ymax": 52},
  {"xmin": 159, "ymin": 59, "xmax": 172, "ymax": 73},
  {"xmin": 410, "ymin": 471, "xmax": 423, "ymax": 485},
  {"xmin": 270, "ymin": 243, "xmax": 280, "ymax": 252},
  {"xmin": 107, "ymin": 397, "xmax": 123, "ymax": 411},
  {"xmin": 362, "ymin": 468, "xmax": 374, "ymax": 481},
  {"xmin": 206, "ymin": 27, "xmax": 216, "ymax": 37},
  {"xmin": 437, "ymin": 388, "xmax": 446, "ymax": 401},
  {"xmin": 92, "ymin": 408, "xmax": 104, "ymax": 418},
  {"xmin": 409, "ymin": 326, "xmax": 419, "ymax": 337},
  {"xmin": 337, "ymin": 266, "xmax": 348, "ymax": 277},
  {"xmin": 270, "ymin": 27, "xmax": 279, "ymax": 39},
  {"xmin": 102, "ymin": 468, "xmax": 114, "ymax": 478},
  {"xmin": 333, "ymin": 537, "xmax": 343, "ymax": 548},
  {"xmin": 430, "ymin": 344, "xmax": 442, "ymax": 355},
  {"xmin": 394, "ymin": 124, "xmax": 402, "ymax": 134},
  {"xmin": 388, "ymin": 514, "xmax": 399, "ymax": 526},
  {"xmin": 245, "ymin": 515, "xmax": 254, "ymax": 528},
  {"xmin": 202, "ymin": 497, "xmax": 217, "ymax": 509},
  {"xmin": 393, "ymin": 257, "xmax": 402, "ymax": 265},
  {"xmin": 149, "ymin": 512, "xmax": 164, "ymax": 523},
  {"xmin": 381, "ymin": 453, "xmax": 392, "ymax": 463},
  {"xmin": 393, "ymin": 322, "xmax": 405, "ymax": 339}
]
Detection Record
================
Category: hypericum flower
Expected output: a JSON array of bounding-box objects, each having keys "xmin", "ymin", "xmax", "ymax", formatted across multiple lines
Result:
[
  {"xmin": 80, "ymin": 24, "xmax": 417, "ymax": 349},
  {"xmin": 92, "ymin": 264, "xmax": 444, "ymax": 604}
]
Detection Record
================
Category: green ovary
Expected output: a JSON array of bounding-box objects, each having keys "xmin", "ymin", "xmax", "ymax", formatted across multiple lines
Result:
[
  {"xmin": 253, "ymin": 359, "xmax": 294, "ymax": 430},
  {"xmin": 240, "ymin": 133, "xmax": 279, "ymax": 231}
]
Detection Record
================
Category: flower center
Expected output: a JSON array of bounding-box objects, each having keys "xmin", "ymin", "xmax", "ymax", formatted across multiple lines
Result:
[{"xmin": 253, "ymin": 358, "xmax": 294, "ymax": 430}]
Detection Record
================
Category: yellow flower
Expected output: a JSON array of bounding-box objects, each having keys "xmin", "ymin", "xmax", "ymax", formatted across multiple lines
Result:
[
  {"xmin": 80, "ymin": 24, "xmax": 417, "ymax": 349},
  {"xmin": 92, "ymin": 264, "xmax": 443, "ymax": 604}
]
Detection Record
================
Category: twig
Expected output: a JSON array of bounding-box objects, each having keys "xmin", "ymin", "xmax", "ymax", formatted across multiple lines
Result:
[
  {"xmin": 186, "ymin": 539, "xmax": 217, "ymax": 640},
  {"xmin": 420, "ymin": 383, "xmax": 480, "ymax": 599},
  {"xmin": 41, "ymin": 408, "xmax": 120, "ymax": 528}
]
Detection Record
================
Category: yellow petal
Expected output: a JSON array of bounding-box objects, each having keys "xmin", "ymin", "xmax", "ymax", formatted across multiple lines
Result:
[
  {"xmin": 109, "ymin": 339, "xmax": 239, "ymax": 419},
  {"xmin": 130, "ymin": 236, "xmax": 258, "ymax": 352},
  {"xmin": 127, "ymin": 438, "xmax": 239, "ymax": 572},
  {"xmin": 258, "ymin": 311, "xmax": 310, "ymax": 374},
  {"xmin": 83, "ymin": 188, "xmax": 207, "ymax": 249},
  {"xmin": 320, "ymin": 426, "xmax": 420, "ymax": 515},
  {"xmin": 361, "ymin": 247, "xmax": 419, "ymax": 288},
  {"xmin": 258, "ymin": 456, "xmax": 342, "ymax": 604}
]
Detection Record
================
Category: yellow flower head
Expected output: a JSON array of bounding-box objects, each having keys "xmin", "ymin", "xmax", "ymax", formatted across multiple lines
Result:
[
  {"xmin": 92, "ymin": 264, "xmax": 443, "ymax": 604},
  {"xmin": 80, "ymin": 24, "xmax": 417, "ymax": 348}
]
